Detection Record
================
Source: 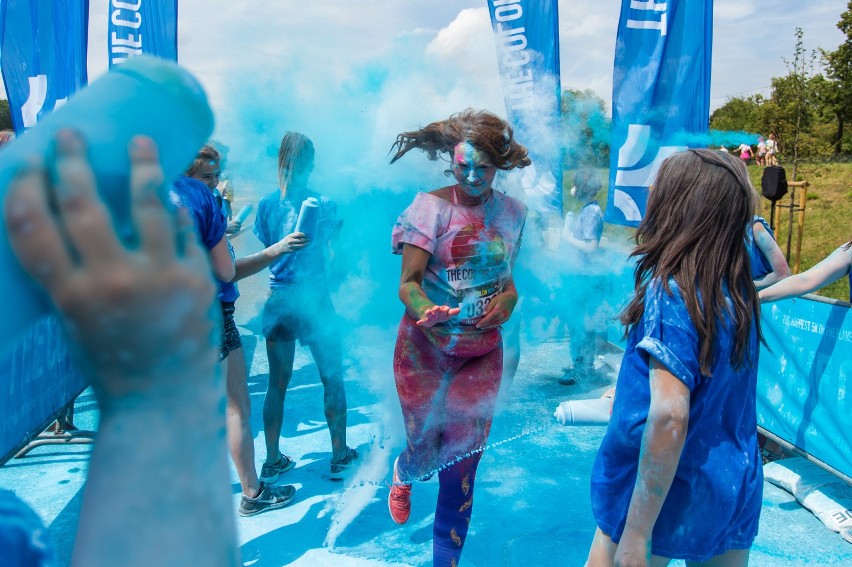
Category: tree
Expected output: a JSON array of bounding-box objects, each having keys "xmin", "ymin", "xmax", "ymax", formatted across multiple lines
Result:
[
  {"xmin": 820, "ymin": 1, "xmax": 852, "ymax": 155},
  {"xmin": 561, "ymin": 88, "xmax": 611, "ymax": 168},
  {"xmin": 775, "ymin": 28, "xmax": 819, "ymax": 179},
  {"xmin": 0, "ymin": 99, "xmax": 12, "ymax": 131},
  {"xmin": 709, "ymin": 96, "xmax": 762, "ymax": 134}
]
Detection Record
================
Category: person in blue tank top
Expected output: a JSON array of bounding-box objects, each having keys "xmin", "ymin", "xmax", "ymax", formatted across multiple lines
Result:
[
  {"xmin": 178, "ymin": 145, "xmax": 311, "ymax": 517},
  {"xmin": 255, "ymin": 132, "xmax": 358, "ymax": 482},
  {"xmin": 759, "ymin": 237, "xmax": 852, "ymax": 303},
  {"xmin": 587, "ymin": 149, "xmax": 764, "ymax": 566},
  {"xmin": 746, "ymin": 215, "xmax": 790, "ymax": 288},
  {"xmin": 559, "ymin": 167, "xmax": 607, "ymax": 386}
]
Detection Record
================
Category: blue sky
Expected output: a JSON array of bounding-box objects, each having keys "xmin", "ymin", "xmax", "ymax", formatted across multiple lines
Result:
[{"xmin": 3, "ymin": 1, "xmax": 846, "ymax": 113}]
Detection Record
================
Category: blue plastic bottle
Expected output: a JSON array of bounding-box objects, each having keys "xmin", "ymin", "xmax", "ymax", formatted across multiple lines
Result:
[{"xmin": 0, "ymin": 56, "xmax": 214, "ymax": 348}]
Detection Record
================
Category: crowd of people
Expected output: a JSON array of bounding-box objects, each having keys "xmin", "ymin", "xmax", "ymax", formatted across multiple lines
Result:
[
  {"xmin": 721, "ymin": 132, "xmax": 779, "ymax": 166},
  {"xmin": 0, "ymin": 105, "xmax": 849, "ymax": 567}
]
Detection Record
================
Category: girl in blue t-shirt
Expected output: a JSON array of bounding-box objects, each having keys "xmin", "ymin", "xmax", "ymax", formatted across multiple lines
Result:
[
  {"xmin": 587, "ymin": 149, "xmax": 763, "ymax": 566},
  {"xmin": 255, "ymin": 132, "xmax": 358, "ymax": 482}
]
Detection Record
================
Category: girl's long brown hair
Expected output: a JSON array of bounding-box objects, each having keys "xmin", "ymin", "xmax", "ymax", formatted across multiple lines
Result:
[
  {"xmin": 389, "ymin": 109, "xmax": 530, "ymax": 170},
  {"xmin": 620, "ymin": 149, "xmax": 763, "ymax": 376}
]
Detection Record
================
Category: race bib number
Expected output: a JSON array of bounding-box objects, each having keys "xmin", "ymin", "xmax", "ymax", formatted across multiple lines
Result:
[{"xmin": 457, "ymin": 282, "xmax": 503, "ymax": 325}]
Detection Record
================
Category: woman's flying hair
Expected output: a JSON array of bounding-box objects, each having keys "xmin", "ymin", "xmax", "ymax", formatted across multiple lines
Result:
[
  {"xmin": 186, "ymin": 144, "xmax": 221, "ymax": 178},
  {"xmin": 277, "ymin": 132, "xmax": 315, "ymax": 190},
  {"xmin": 389, "ymin": 109, "xmax": 531, "ymax": 171},
  {"xmin": 620, "ymin": 149, "xmax": 763, "ymax": 375}
]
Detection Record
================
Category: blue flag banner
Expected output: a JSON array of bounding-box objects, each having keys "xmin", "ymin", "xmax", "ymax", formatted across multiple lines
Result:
[
  {"xmin": 758, "ymin": 295, "xmax": 852, "ymax": 480},
  {"xmin": 0, "ymin": 0, "xmax": 89, "ymax": 134},
  {"xmin": 605, "ymin": 0, "xmax": 713, "ymax": 227},
  {"xmin": 487, "ymin": 0, "xmax": 563, "ymax": 215},
  {"xmin": 108, "ymin": 0, "xmax": 178, "ymax": 67}
]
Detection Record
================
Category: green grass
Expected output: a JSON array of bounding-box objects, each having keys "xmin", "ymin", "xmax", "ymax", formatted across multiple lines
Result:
[
  {"xmin": 566, "ymin": 163, "xmax": 851, "ymax": 301},
  {"xmin": 749, "ymin": 162, "xmax": 850, "ymax": 301}
]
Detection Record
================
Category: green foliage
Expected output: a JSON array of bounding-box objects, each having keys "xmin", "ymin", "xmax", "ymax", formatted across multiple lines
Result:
[
  {"xmin": 819, "ymin": 1, "xmax": 852, "ymax": 154},
  {"xmin": 0, "ymin": 99, "xmax": 12, "ymax": 131},
  {"xmin": 561, "ymin": 89, "xmax": 611, "ymax": 168}
]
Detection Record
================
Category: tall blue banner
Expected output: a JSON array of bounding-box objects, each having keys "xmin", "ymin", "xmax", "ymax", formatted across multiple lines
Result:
[
  {"xmin": 108, "ymin": 0, "xmax": 178, "ymax": 67},
  {"xmin": 0, "ymin": 0, "xmax": 89, "ymax": 134},
  {"xmin": 606, "ymin": 0, "xmax": 713, "ymax": 227},
  {"xmin": 487, "ymin": 0, "xmax": 563, "ymax": 215}
]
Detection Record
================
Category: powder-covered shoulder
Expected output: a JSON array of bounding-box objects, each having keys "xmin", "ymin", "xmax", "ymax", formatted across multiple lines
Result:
[
  {"xmin": 390, "ymin": 192, "xmax": 452, "ymax": 255},
  {"xmin": 493, "ymin": 190, "xmax": 527, "ymax": 219}
]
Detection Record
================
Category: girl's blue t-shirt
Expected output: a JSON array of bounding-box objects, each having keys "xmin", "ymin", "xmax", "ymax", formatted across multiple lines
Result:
[
  {"xmin": 746, "ymin": 215, "xmax": 774, "ymax": 280},
  {"xmin": 591, "ymin": 279, "xmax": 762, "ymax": 562},
  {"xmin": 169, "ymin": 176, "xmax": 238, "ymax": 303},
  {"xmin": 253, "ymin": 189, "xmax": 338, "ymax": 288}
]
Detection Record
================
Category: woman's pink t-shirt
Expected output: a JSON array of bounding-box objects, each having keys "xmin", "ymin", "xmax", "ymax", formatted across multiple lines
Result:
[{"xmin": 392, "ymin": 188, "xmax": 527, "ymax": 327}]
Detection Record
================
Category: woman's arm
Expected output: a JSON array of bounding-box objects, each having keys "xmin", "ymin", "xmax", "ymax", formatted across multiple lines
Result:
[
  {"xmin": 752, "ymin": 222, "xmax": 791, "ymax": 290},
  {"xmin": 759, "ymin": 244, "xmax": 852, "ymax": 303},
  {"xmin": 232, "ymin": 232, "xmax": 308, "ymax": 282},
  {"xmin": 209, "ymin": 236, "xmax": 236, "ymax": 282},
  {"xmin": 614, "ymin": 358, "xmax": 690, "ymax": 566},
  {"xmin": 476, "ymin": 276, "xmax": 518, "ymax": 329},
  {"xmin": 399, "ymin": 243, "xmax": 459, "ymax": 326}
]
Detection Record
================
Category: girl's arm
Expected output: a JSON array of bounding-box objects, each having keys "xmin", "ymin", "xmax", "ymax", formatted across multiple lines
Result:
[
  {"xmin": 759, "ymin": 244, "xmax": 852, "ymax": 303},
  {"xmin": 614, "ymin": 358, "xmax": 690, "ymax": 566},
  {"xmin": 399, "ymin": 243, "xmax": 459, "ymax": 327},
  {"xmin": 232, "ymin": 232, "xmax": 308, "ymax": 282},
  {"xmin": 209, "ymin": 236, "xmax": 236, "ymax": 283},
  {"xmin": 753, "ymin": 222, "xmax": 791, "ymax": 290}
]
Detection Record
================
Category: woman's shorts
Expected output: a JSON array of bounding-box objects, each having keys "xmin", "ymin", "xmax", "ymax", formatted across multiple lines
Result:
[
  {"xmin": 219, "ymin": 301, "xmax": 242, "ymax": 361},
  {"xmin": 261, "ymin": 285, "xmax": 340, "ymax": 345}
]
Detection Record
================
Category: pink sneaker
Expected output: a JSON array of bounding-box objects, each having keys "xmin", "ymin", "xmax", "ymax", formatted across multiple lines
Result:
[{"xmin": 388, "ymin": 457, "xmax": 412, "ymax": 525}]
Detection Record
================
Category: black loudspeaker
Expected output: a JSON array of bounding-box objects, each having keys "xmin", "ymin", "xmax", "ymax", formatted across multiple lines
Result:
[{"xmin": 761, "ymin": 166, "xmax": 788, "ymax": 201}]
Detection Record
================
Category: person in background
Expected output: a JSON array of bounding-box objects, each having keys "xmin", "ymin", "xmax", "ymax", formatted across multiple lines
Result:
[
  {"xmin": 738, "ymin": 142, "xmax": 753, "ymax": 164},
  {"xmin": 0, "ymin": 130, "xmax": 14, "ymax": 149},
  {"xmin": 387, "ymin": 109, "xmax": 529, "ymax": 566},
  {"xmin": 748, "ymin": 216, "xmax": 791, "ymax": 290},
  {"xmin": 587, "ymin": 149, "xmax": 763, "ymax": 567},
  {"xmin": 2, "ymin": 131, "xmax": 238, "ymax": 566},
  {"xmin": 559, "ymin": 167, "xmax": 606, "ymax": 386},
  {"xmin": 760, "ymin": 238, "xmax": 852, "ymax": 303},
  {"xmin": 178, "ymin": 146, "xmax": 306, "ymax": 517},
  {"xmin": 255, "ymin": 132, "xmax": 357, "ymax": 483},
  {"xmin": 219, "ymin": 177, "xmax": 235, "ymax": 221},
  {"xmin": 765, "ymin": 133, "xmax": 779, "ymax": 166},
  {"xmin": 186, "ymin": 145, "xmax": 242, "ymax": 234},
  {"xmin": 756, "ymin": 136, "xmax": 767, "ymax": 166}
]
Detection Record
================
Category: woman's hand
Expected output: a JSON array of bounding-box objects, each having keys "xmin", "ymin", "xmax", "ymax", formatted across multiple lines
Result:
[
  {"xmin": 274, "ymin": 231, "xmax": 309, "ymax": 254},
  {"xmin": 3, "ymin": 131, "xmax": 219, "ymax": 405},
  {"xmin": 475, "ymin": 290, "xmax": 517, "ymax": 329},
  {"xmin": 416, "ymin": 304, "xmax": 460, "ymax": 327}
]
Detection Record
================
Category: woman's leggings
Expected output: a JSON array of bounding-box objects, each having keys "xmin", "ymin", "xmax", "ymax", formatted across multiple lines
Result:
[{"xmin": 393, "ymin": 315, "xmax": 503, "ymax": 566}]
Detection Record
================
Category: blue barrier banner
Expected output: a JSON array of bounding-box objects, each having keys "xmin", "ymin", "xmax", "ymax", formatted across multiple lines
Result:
[
  {"xmin": 108, "ymin": 0, "xmax": 178, "ymax": 67},
  {"xmin": 0, "ymin": 0, "xmax": 89, "ymax": 134},
  {"xmin": 487, "ymin": 0, "xmax": 563, "ymax": 215},
  {"xmin": 758, "ymin": 296, "xmax": 852, "ymax": 480},
  {"xmin": 605, "ymin": 0, "xmax": 713, "ymax": 227},
  {"xmin": 0, "ymin": 317, "xmax": 84, "ymax": 464}
]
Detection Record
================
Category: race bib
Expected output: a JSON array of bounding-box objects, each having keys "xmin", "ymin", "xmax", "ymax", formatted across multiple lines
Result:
[{"xmin": 457, "ymin": 281, "xmax": 503, "ymax": 325}]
